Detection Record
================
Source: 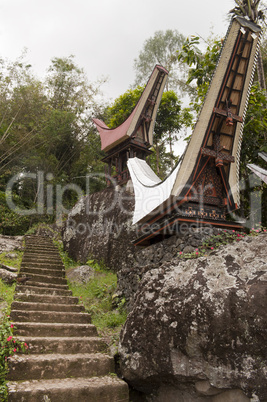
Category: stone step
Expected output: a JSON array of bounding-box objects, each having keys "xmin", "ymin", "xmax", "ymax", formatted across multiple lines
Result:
[
  {"xmin": 25, "ymin": 244, "xmax": 58, "ymax": 255},
  {"xmin": 11, "ymin": 301, "xmax": 85, "ymax": 313},
  {"xmin": 13, "ymin": 322, "xmax": 97, "ymax": 337},
  {"xmin": 7, "ymin": 353, "xmax": 114, "ymax": 381},
  {"xmin": 19, "ymin": 267, "xmax": 65, "ymax": 277},
  {"xmin": 14, "ymin": 293, "xmax": 78, "ymax": 304},
  {"xmin": 8, "ymin": 235, "xmax": 129, "ymax": 401},
  {"xmin": 21, "ymin": 261, "xmax": 64, "ymax": 269},
  {"xmin": 24, "ymin": 247, "xmax": 59, "ymax": 253},
  {"xmin": 23, "ymin": 251, "xmax": 60, "ymax": 257},
  {"xmin": 17, "ymin": 273, "xmax": 68, "ymax": 285},
  {"xmin": 17, "ymin": 280, "xmax": 69, "ymax": 290},
  {"xmin": 15, "ymin": 284, "xmax": 71, "ymax": 296},
  {"xmin": 10, "ymin": 310, "xmax": 91, "ymax": 324},
  {"xmin": 7, "ymin": 376, "xmax": 129, "ymax": 402},
  {"xmin": 16, "ymin": 336, "xmax": 107, "ymax": 354},
  {"xmin": 21, "ymin": 255, "xmax": 64, "ymax": 266}
]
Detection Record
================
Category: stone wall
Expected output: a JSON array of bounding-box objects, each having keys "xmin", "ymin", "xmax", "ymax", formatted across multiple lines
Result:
[
  {"xmin": 117, "ymin": 226, "xmax": 224, "ymax": 311},
  {"xmin": 62, "ymin": 187, "xmax": 137, "ymax": 271}
]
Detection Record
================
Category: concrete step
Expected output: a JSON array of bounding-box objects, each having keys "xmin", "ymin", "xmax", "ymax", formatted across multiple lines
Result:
[
  {"xmin": 15, "ymin": 284, "xmax": 72, "ymax": 296},
  {"xmin": 14, "ymin": 293, "xmax": 78, "ymax": 304},
  {"xmin": 7, "ymin": 376, "xmax": 129, "ymax": 402},
  {"xmin": 13, "ymin": 322, "xmax": 98, "ymax": 337},
  {"xmin": 10, "ymin": 310, "xmax": 91, "ymax": 324},
  {"xmin": 17, "ymin": 273, "xmax": 68, "ymax": 285},
  {"xmin": 16, "ymin": 336, "xmax": 107, "ymax": 354},
  {"xmin": 19, "ymin": 267, "xmax": 65, "ymax": 277},
  {"xmin": 8, "ymin": 352, "xmax": 114, "ymax": 381},
  {"xmin": 11, "ymin": 301, "xmax": 85, "ymax": 313}
]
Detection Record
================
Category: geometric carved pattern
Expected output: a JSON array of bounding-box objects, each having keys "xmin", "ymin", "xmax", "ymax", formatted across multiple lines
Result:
[
  {"xmin": 180, "ymin": 203, "xmax": 226, "ymax": 221},
  {"xmin": 188, "ymin": 160, "xmax": 225, "ymax": 206}
]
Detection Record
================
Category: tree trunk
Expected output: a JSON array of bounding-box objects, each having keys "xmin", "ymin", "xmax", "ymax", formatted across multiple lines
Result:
[
  {"xmin": 156, "ymin": 142, "xmax": 160, "ymax": 175},
  {"xmin": 169, "ymin": 133, "xmax": 173, "ymax": 169}
]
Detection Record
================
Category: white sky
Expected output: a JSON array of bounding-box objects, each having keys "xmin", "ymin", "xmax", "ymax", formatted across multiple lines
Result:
[{"xmin": 0, "ymin": 0, "xmax": 235, "ymax": 102}]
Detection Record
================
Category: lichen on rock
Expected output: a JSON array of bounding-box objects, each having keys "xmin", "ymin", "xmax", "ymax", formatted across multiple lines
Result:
[{"xmin": 119, "ymin": 233, "xmax": 267, "ymax": 401}]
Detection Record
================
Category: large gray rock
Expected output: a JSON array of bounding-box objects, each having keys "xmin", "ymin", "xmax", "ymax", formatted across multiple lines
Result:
[
  {"xmin": 67, "ymin": 265, "xmax": 95, "ymax": 284},
  {"xmin": 119, "ymin": 233, "xmax": 267, "ymax": 401},
  {"xmin": 62, "ymin": 188, "xmax": 136, "ymax": 271},
  {"xmin": 117, "ymin": 228, "xmax": 228, "ymax": 311},
  {"xmin": 0, "ymin": 235, "xmax": 23, "ymax": 253},
  {"xmin": 0, "ymin": 267, "xmax": 17, "ymax": 284}
]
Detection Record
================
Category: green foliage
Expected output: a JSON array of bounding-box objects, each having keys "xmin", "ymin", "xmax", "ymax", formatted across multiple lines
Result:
[
  {"xmin": 0, "ymin": 311, "xmax": 28, "ymax": 401},
  {"xmin": 53, "ymin": 239, "xmax": 79, "ymax": 270},
  {"xmin": 177, "ymin": 35, "xmax": 222, "ymax": 112},
  {"xmin": 68, "ymin": 262, "xmax": 127, "ymax": 332},
  {"xmin": 0, "ymin": 195, "xmax": 31, "ymax": 235},
  {"xmin": 0, "ymin": 248, "xmax": 26, "ymax": 401},
  {"xmin": 0, "ymin": 54, "xmax": 106, "ymax": 227},
  {"xmin": 0, "ymin": 281, "xmax": 16, "ymax": 312},
  {"xmin": 242, "ymin": 84, "xmax": 267, "ymax": 159},
  {"xmin": 52, "ymin": 243, "xmax": 126, "ymax": 333},
  {"xmin": 178, "ymin": 226, "xmax": 266, "ymax": 259},
  {"xmin": 105, "ymin": 86, "xmax": 144, "ymax": 128},
  {"xmin": 0, "ymin": 253, "xmax": 23, "ymax": 271}
]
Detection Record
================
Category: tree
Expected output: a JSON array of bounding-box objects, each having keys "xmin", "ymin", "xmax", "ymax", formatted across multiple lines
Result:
[
  {"xmin": 229, "ymin": 0, "xmax": 267, "ymax": 91},
  {"xmin": 133, "ymin": 30, "xmax": 188, "ymax": 94},
  {"xmin": 104, "ymin": 86, "xmax": 144, "ymax": 128},
  {"xmin": 154, "ymin": 91, "xmax": 192, "ymax": 171},
  {"xmin": 177, "ymin": 35, "xmax": 222, "ymax": 113},
  {"xmin": 0, "ymin": 55, "xmax": 106, "ymax": 233}
]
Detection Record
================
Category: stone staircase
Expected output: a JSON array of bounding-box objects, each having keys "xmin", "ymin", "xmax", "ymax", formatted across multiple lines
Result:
[{"xmin": 7, "ymin": 235, "xmax": 129, "ymax": 402}]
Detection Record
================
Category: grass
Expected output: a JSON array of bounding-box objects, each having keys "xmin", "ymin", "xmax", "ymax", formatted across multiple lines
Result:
[
  {"xmin": 0, "ymin": 249, "xmax": 22, "ymax": 314},
  {"xmin": 0, "ymin": 281, "xmax": 16, "ymax": 314},
  {"xmin": 0, "ymin": 251, "xmax": 23, "ymax": 271},
  {"xmin": 53, "ymin": 239, "xmax": 128, "ymax": 348},
  {"xmin": 65, "ymin": 259, "xmax": 127, "ymax": 348}
]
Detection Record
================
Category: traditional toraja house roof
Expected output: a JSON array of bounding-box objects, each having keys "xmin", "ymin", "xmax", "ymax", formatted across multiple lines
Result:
[
  {"xmin": 93, "ymin": 65, "xmax": 168, "ymax": 186},
  {"xmin": 128, "ymin": 17, "xmax": 262, "ymax": 246}
]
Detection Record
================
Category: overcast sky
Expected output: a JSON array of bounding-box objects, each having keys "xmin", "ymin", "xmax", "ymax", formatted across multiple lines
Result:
[{"xmin": 0, "ymin": 0, "xmax": 235, "ymax": 102}]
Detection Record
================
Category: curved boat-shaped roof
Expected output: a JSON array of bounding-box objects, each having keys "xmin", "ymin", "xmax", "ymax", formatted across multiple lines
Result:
[
  {"xmin": 128, "ymin": 157, "xmax": 180, "ymax": 224},
  {"xmin": 93, "ymin": 65, "xmax": 168, "ymax": 152},
  {"xmin": 128, "ymin": 17, "xmax": 262, "ymax": 226}
]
